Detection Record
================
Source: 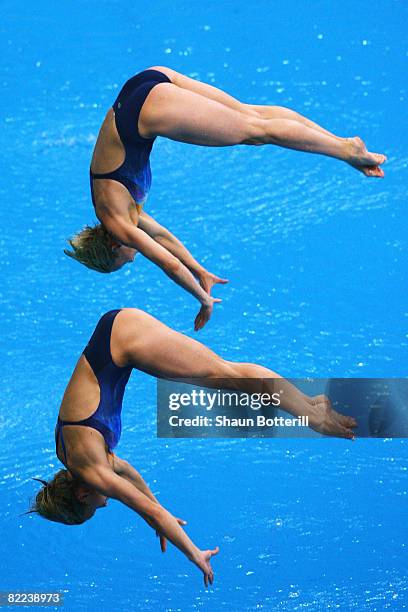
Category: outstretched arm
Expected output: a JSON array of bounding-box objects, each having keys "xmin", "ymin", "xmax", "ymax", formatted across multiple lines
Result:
[
  {"xmin": 138, "ymin": 211, "xmax": 228, "ymax": 294},
  {"xmin": 82, "ymin": 466, "xmax": 218, "ymax": 586},
  {"xmin": 103, "ymin": 214, "xmax": 220, "ymax": 330},
  {"xmin": 113, "ymin": 456, "xmax": 186, "ymax": 552}
]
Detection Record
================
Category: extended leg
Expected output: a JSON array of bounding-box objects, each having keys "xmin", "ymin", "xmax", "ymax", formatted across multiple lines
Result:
[
  {"xmin": 116, "ymin": 309, "xmax": 357, "ymax": 438},
  {"xmin": 139, "ymin": 75, "xmax": 386, "ymax": 176},
  {"xmin": 150, "ymin": 66, "xmax": 341, "ymax": 141},
  {"xmin": 245, "ymin": 104, "xmax": 342, "ymax": 140}
]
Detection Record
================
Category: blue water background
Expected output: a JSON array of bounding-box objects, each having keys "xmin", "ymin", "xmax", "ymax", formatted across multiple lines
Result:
[{"xmin": 1, "ymin": 0, "xmax": 407, "ymax": 609}]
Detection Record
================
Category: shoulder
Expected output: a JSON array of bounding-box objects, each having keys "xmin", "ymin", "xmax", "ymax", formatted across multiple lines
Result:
[
  {"xmin": 64, "ymin": 428, "xmax": 113, "ymax": 479},
  {"xmin": 93, "ymin": 181, "xmax": 134, "ymax": 222}
]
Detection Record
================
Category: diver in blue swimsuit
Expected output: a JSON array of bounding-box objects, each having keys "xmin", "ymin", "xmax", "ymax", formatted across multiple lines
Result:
[
  {"xmin": 65, "ymin": 67, "xmax": 386, "ymax": 329},
  {"xmin": 30, "ymin": 308, "xmax": 357, "ymax": 585}
]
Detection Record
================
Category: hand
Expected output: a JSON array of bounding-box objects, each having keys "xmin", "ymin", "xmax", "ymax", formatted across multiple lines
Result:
[
  {"xmin": 199, "ymin": 271, "xmax": 229, "ymax": 296},
  {"xmin": 194, "ymin": 297, "xmax": 222, "ymax": 331},
  {"xmin": 156, "ymin": 517, "xmax": 187, "ymax": 553},
  {"xmin": 309, "ymin": 395, "xmax": 358, "ymax": 439},
  {"xmin": 194, "ymin": 547, "xmax": 220, "ymax": 587}
]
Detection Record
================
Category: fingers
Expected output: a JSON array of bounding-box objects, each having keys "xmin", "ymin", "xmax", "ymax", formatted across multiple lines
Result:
[
  {"xmin": 201, "ymin": 548, "xmax": 219, "ymax": 588},
  {"xmin": 160, "ymin": 535, "xmax": 167, "ymax": 552},
  {"xmin": 156, "ymin": 531, "xmax": 167, "ymax": 552},
  {"xmin": 194, "ymin": 305, "xmax": 212, "ymax": 331},
  {"xmin": 194, "ymin": 312, "xmax": 205, "ymax": 331},
  {"xmin": 203, "ymin": 569, "xmax": 214, "ymax": 588},
  {"xmin": 216, "ymin": 277, "xmax": 229, "ymax": 285},
  {"xmin": 194, "ymin": 310, "xmax": 204, "ymax": 331}
]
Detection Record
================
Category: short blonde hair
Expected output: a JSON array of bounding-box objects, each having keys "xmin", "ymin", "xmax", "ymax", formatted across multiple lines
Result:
[
  {"xmin": 64, "ymin": 224, "xmax": 116, "ymax": 273},
  {"xmin": 29, "ymin": 470, "xmax": 95, "ymax": 525}
]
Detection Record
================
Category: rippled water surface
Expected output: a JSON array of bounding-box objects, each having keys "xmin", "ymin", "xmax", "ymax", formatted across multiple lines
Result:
[{"xmin": 1, "ymin": 0, "xmax": 407, "ymax": 610}]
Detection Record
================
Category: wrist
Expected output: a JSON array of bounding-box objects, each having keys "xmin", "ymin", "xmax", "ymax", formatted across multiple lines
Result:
[
  {"xmin": 189, "ymin": 546, "xmax": 203, "ymax": 565},
  {"xmin": 195, "ymin": 265, "xmax": 207, "ymax": 278}
]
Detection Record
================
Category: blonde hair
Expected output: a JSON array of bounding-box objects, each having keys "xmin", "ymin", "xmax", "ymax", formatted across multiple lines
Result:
[
  {"xmin": 29, "ymin": 470, "xmax": 95, "ymax": 525},
  {"xmin": 64, "ymin": 223, "xmax": 116, "ymax": 273}
]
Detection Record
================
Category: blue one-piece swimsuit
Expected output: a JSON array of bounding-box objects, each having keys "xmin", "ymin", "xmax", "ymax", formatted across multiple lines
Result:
[
  {"xmin": 90, "ymin": 69, "xmax": 171, "ymax": 208},
  {"xmin": 55, "ymin": 310, "xmax": 133, "ymax": 462}
]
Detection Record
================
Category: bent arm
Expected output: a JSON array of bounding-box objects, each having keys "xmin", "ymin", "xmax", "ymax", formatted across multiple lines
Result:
[
  {"xmin": 83, "ymin": 467, "xmax": 202, "ymax": 564},
  {"xmin": 103, "ymin": 215, "xmax": 211, "ymax": 306},
  {"xmin": 138, "ymin": 212, "xmax": 206, "ymax": 278}
]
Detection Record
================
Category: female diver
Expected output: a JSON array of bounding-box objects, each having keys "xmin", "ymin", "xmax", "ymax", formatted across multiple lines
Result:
[
  {"xmin": 30, "ymin": 308, "xmax": 357, "ymax": 586},
  {"xmin": 65, "ymin": 67, "xmax": 386, "ymax": 329}
]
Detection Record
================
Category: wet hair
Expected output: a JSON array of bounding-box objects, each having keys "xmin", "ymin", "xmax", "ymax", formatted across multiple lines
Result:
[
  {"xmin": 29, "ymin": 470, "xmax": 96, "ymax": 525},
  {"xmin": 64, "ymin": 223, "xmax": 116, "ymax": 273}
]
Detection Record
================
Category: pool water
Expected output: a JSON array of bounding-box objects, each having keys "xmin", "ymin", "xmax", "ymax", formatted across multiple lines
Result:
[{"xmin": 1, "ymin": 0, "xmax": 407, "ymax": 609}]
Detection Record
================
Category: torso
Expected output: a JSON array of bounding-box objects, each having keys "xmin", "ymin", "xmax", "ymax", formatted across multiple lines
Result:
[
  {"xmin": 89, "ymin": 69, "xmax": 171, "ymax": 215},
  {"xmin": 55, "ymin": 310, "xmax": 133, "ymax": 468},
  {"xmin": 90, "ymin": 109, "xmax": 125, "ymax": 176},
  {"xmin": 90, "ymin": 109, "xmax": 131, "ymax": 214}
]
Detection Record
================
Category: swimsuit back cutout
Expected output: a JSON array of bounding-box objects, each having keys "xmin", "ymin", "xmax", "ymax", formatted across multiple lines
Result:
[
  {"xmin": 90, "ymin": 69, "xmax": 171, "ymax": 207},
  {"xmin": 55, "ymin": 310, "xmax": 133, "ymax": 463}
]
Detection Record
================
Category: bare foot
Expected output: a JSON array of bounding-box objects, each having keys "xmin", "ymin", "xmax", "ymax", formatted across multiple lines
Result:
[
  {"xmin": 345, "ymin": 136, "xmax": 387, "ymax": 177},
  {"xmin": 309, "ymin": 394, "xmax": 358, "ymax": 439}
]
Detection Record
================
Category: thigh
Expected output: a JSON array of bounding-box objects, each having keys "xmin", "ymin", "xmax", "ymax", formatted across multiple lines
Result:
[
  {"xmin": 117, "ymin": 309, "xmax": 232, "ymax": 379},
  {"xmin": 149, "ymin": 65, "xmax": 258, "ymax": 115},
  {"xmin": 139, "ymin": 81, "xmax": 261, "ymax": 146}
]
